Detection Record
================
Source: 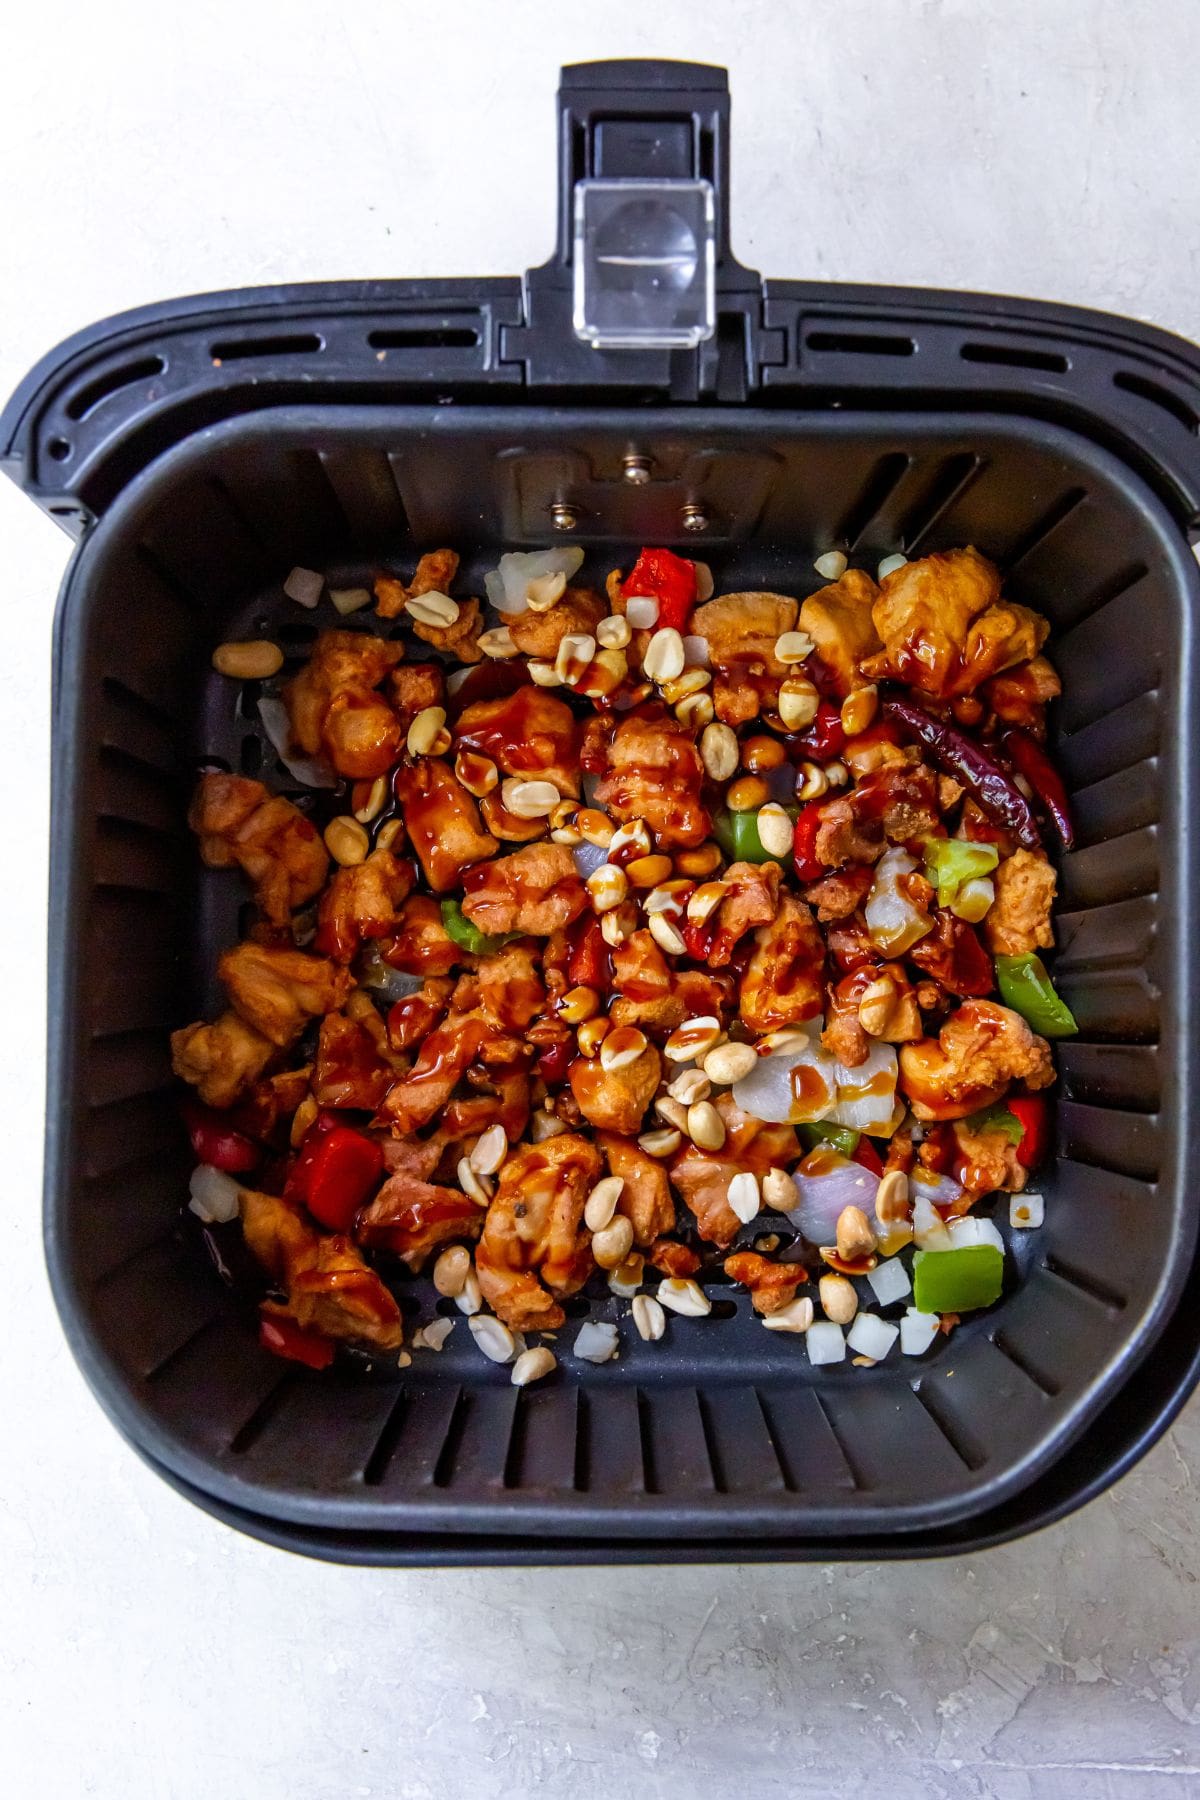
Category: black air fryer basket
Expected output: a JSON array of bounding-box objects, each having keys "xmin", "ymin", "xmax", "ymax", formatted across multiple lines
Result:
[{"xmin": 8, "ymin": 61, "xmax": 1200, "ymax": 1564}]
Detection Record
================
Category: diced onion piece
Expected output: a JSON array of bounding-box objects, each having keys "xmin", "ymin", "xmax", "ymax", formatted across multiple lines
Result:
[
  {"xmin": 873, "ymin": 1216, "xmax": 914, "ymax": 1257},
  {"xmin": 944, "ymin": 1216, "xmax": 1005, "ymax": 1255},
  {"xmin": 900, "ymin": 1309, "xmax": 940, "ymax": 1356},
  {"xmin": 487, "ymin": 548, "xmax": 585, "ymax": 614},
  {"xmin": 878, "ymin": 553, "xmax": 908, "ymax": 579},
  {"xmin": 951, "ymin": 875, "xmax": 995, "ymax": 924},
  {"xmin": 682, "ymin": 633, "xmax": 710, "ymax": 668},
  {"xmin": 445, "ymin": 666, "xmax": 475, "ymax": 697},
  {"xmin": 284, "ymin": 566, "xmax": 323, "ymax": 608},
  {"xmin": 732, "ymin": 1033, "xmax": 836, "ymax": 1126},
  {"xmin": 625, "ymin": 597, "xmax": 659, "ymax": 629},
  {"xmin": 1009, "ymin": 1191, "xmax": 1045, "ymax": 1230},
  {"xmin": 806, "ymin": 1321, "xmax": 846, "ymax": 1366},
  {"xmin": 912, "ymin": 1194, "xmax": 952, "ymax": 1250},
  {"xmin": 257, "ymin": 696, "xmax": 338, "ymax": 789},
  {"xmin": 357, "ymin": 943, "xmax": 423, "ymax": 1003},
  {"xmin": 814, "ymin": 550, "xmax": 848, "ymax": 581},
  {"xmin": 573, "ymin": 1320, "xmax": 619, "ymax": 1364},
  {"xmin": 329, "ymin": 586, "xmax": 373, "ymax": 615},
  {"xmin": 692, "ymin": 561, "xmax": 714, "ymax": 602},
  {"xmin": 909, "ymin": 1168, "xmax": 965, "ymax": 1211},
  {"xmin": 866, "ymin": 1258, "xmax": 912, "ymax": 1306},
  {"xmin": 572, "ymin": 840, "xmax": 611, "ymax": 880},
  {"xmin": 788, "ymin": 1156, "xmax": 877, "ymax": 1245},
  {"xmin": 865, "ymin": 848, "xmax": 934, "ymax": 957},
  {"xmin": 829, "ymin": 1042, "xmax": 899, "ymax": 1135},
  {"xmin": 188, "ymin": 1164, "xmax": 241, "ymax": 1224},
  {"xmin": 846, "ymin": 1312, "xmax": 899, "ymax": 1361}
]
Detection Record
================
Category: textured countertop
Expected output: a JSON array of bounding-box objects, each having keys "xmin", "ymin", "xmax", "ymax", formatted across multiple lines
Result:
[{"xmin": 2, "ymin": 2, "xmax": 1198, "ymax": 1795}]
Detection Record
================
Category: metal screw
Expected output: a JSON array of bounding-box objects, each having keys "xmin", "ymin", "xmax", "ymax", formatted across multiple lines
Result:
[
  {"xmin": 551, "ymin": 501, "xmax": 578, "ymax": 532},
  {"xmin": 681, "ymin": 502, "xmax": 709, "ymax": 533},
  {"xmin": 622, "ymin": 453, "xmax": 652, "ymax": 485}
]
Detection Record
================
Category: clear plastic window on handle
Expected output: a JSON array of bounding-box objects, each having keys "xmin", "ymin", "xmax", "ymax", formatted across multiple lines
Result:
[{"xmin": 572, "ymin": 179, "xmax": 717, "ymax": 351}]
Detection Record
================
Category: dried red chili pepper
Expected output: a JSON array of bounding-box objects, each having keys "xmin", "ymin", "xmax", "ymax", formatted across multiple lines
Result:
[
  {"xmin": 792, "ymin": 799, "xmax": 827, "ymax": 882},
  {"xmin": 881, "ymin": 697, "xmax": 1041, "ymax": 849},
  {"xmin": 1001, "ymin": 728, "xmax": 1075, "ymax": 850}
]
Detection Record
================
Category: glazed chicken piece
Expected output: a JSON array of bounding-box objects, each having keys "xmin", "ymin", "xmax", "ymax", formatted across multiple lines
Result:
[
  {"xmin": 672, "ymin": 968, "xmax": 737, "ymax": 1024},
  {"xmin": 313, "ymin": 849, "xmax": 415, "ymax": 961},
  {"xmin": 813, "ymin": 795, "xmax": 885, "ymax": 868},
  {"xmin": 416, "ymin": 595, "xmax": 485, "ymax": 663},
  {"xmin": 596, "ymin": 1131, "xmax": 676, "ymax": 1246},
  {"xmin": 899, "ymin": 999, "xmax": 1055, "ymax": 1121},
  {"xmin": 691, "ymin": 591, "xmax": 800, "ymax": 678},
  {"xmin": 647, "ymin": 1238, "xmax": 702, "ymax": 1278},
  {"xmin": 451, "ymin": 940, "xmax": 546, "ymax": 1031},
  {"xmin": 864, "ymin": 548, "xmax": 1049, "ymax": 699},
  {"xmin": 593, "ymin": 711, "xmax": 709, "ymax": 849},
  {"xmin": 739, "ymin": 894, "xmax": 826, "ymax": 1033},
  {"xmin": 710, "ymin": 861, "xmax": 781, "ymax": 966},
  {"xmin": 803, "ymin": 864, "xmax": 875, "ymax": 922},
  {"xmin": 723, "ymin": 1251, "xmax": 808, "ymax": 1315},
  {"xmin": 393, "ymin": 759, "xmax": 498, "ymax": 894},
  {"xmin": 171, "ymin": 1009, "xmax": 275, "ymax": 1108},
  {"xmin": 982, "ymin": 655, "xmax": 1062, "ymax": 735},
  {"xmin": 373, "ymin": 548, "xmax": 460, "ymax": 620},
  {"xmin": 852, "ymin": 761, "xmax": 942, "ymax": 846},
  {"xmin": 908, "ymin": 912, "xmax": 995, "ymax": 997},
  {"xmin": 388, "ymin": 662, "xmax": 446, "ymax": 728},
  {"xmin": 797, "ymin": 568, "xmax": 882, "ymax": 696},
  {"xmin": 670, "ymin": 1094, "xmax": 798, "ymax": 1247},
  {"xmin": 475, "ymin": 1133, "xmax": 601, "ymax": 1331},
  {"xmin": 283, "ymin": 629, "xmax": 405, "ymax": 779},
  {"xmin": 189, "ymin": 773, "xmax": 329, "ymax": 926},
  {"xmin": 218, "ymin": 942, "xmax": 353, "ymax": 1048},
  {"xmin": 379, "ymin": 1012, "xmax": 491, "ymax": 1135},
  {"xmin": 609, "ymin": 930, "xmax": 681, "ymax": 1033},
  {"xmin": 952, "ymin": 1119, "xmax": 1029, "ymax": 1197},
  {"xmin": 505, "ymin": 586, "xmax": 606, "ymax": 663},
  {"xmin": 356, "ymin": 1137, "xmax": 483, "ymax": 1270},
  {"xmin": 378, "ymin": 895, "xmax": 465, "ymax": 976},
  {"xmin": 568, "ymin": 1040, "xmax": 662, "ymax": 1136},
  {"xmin": 983, "ymin": 849, "xmax": 1057, "ymax": 956},
  {"xmin": 441, "ymin": 1067, "xmax": 531, "ymax": 1147},
  {"xmin": 460, "ymin": 841, "xmax": 586, "ymax": 937},
  {"xmin": 313, "ymin": 1008, "xmax": 399, "ymax": 1111},
  {"xmin": 455, "ymin": 686, "xmax": 581, "ymax": 798},
  {"xmin": 240, "ymin": 1186, "xmax": 403, "ymax": 1351},
  {"xmin": 385, "ymin": 977, "xmax": 453, "ymax": 1051}
]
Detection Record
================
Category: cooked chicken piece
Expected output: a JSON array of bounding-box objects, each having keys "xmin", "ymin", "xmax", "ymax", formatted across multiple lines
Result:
[
  {"xmin": 506, "ymin": 586, "xmax": 607, "ymax": 662},
  {"xmin": 711, "ymin": 673, "xmax": 771, "ymax": 728},
  {"xmin": 240, "ymin": 1186, "xmax": 403, "ymax": 1350},
  {"xmin": 864, "ymin": 548, "xmax": 1049, "ymax": 699},
  {"xmin": 388, "ymin": 662, "xmax": 446, "ymax": 727},
  {"xmin": 813, "ymin": 795, "xmax": 884, "ymax": 868},
  {"xmin": 385, "ymin": 977, "xmax": 453, "ymax": 1050},
  {"xmin": 441, "ymin": 1068, "xmax": 531, "ymax": 1147},
  {"xmin": 899, "ymin": 999, "xmax": 1054, "ymax": 1121},
  {"xmin": 313, "ymin": 849, "xmax": 414, "ymax": 961},
  {"xmin": 171, "ymin": 1009, "xmax": 275, "ymax": 1108},
  {"xmin": 189, "ymin": 773, "xmax": 329, "ymax": 926},
  {"xmin": 710, "ymin": 861, "xmax": 781, "ymax": 966},
  {"xmin": 803, "ymin": 863, "xmax": 875, "ymax": 922},
  {"xmin": 984, "ymin": 849, "xmax": 1056, "ymax": 956},
  {"xmin": 284, "ymin": 629, "xmax": 405, "ymax": 778},
  {"xmin": 739, "ymin": 894, "xmax": 825, "ymax": 1033},
  {"xmin": 452, "ymin": 940, "xmax": 546, "ymax": 1031},
  {"xmin": 413, "ymin": 595, "xmax": 484, "ymax": 662},
  {"xmin": 670, "ymin": 1094, "xmax": 798, "ymax": 1247},
  {"xmin": 821, "ymin": 967, "xmax": 875, "ymax": 1069},
  {"xmin": 724, "ymin": 1250, "xmax": 808, "ymax": 1315},
  {"xmin": 373, "ymin": 548, "xmax": 461, "ymax": 620},
  {"xmin": 671, "ymin": 968, "xmax": 737, "ymax": 1024},
  {"xmin": 883, "ymin": 1125, "xmax": 916, "ymax": 1176},
  {"xmin": 379, "ymin": 1012, "xmax": 490, "ymax": 1135},
  {"xmin": 908, "ymin": 912, "xmax": 995, "ymax": 997},
  {"xmin": 609, "ymin": 929, "xmax": 681, "ymax": 1033},
  {"xmin": 218, "ymin": 942, "xmax": 353, "ymax": 1048},
  {"xmin": 475, "ymin": 1133, "xmax": 601, "ymax": 1331},
  {"xmin": 646, "ymin": 1238, "xmax": 702, "ymax": 1278},
  {"xmin": 460, "ymin": 841, "xmax": 586, "ymax": 937},
  {"xmin": 378, "ymin": 895, "xmax": 465, "ymax": 976},
  {"xmin": 594, "ymin": 710, "xmax": 709, "ymax": 849},
  {"xmin": 455, "ymin": 687, "xmax": 581, "ymax": 798},
  {"xmin": 313, "ymin": 1009, "xmax": 398, "ymax": 1111},
  {"xmin": 232, "ymin": 1065, "xmax": 312, "ymax": 1144},
  {"xmin": 356, "ymin": 1136, "xmax": 483, "ymax": 1270},
  {"xmin": 568, "ymin": 1041, "xmax": 662, "ymax": 1136},
  {"xmin": 952, "ymin": 1120, "xmax": 1028, "ymax": 1197},
  {"xmin": 798, "ymin": 568, "xmax": 882, "ymax": 695},
  {"xmin": 692, "ymin": 591, "xmax": 800, "ymax": 678},
  {"xmin": 393, "ymin": 759, "xmax": 498, "ymax": 894},
  {"xmin": 937, "ymin": 774, "xmax": 965, "ymax": 811},
  {"xmin": 597, "ymin": 1131, "xmax": 676, "ymax": 1246},
  {"xmin": 852, "ymin": 761, "xmax": 941, "ymax": 845},
  {"xmin": 825, "ymin": 913, "xmax": 876, "ymax": 972},
  {"xmin": 982, "ymin": 654, "xmax": 1061, "ymax": 734}
]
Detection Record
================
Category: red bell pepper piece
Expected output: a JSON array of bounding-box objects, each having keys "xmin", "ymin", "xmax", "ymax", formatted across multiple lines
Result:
[
  {"xmin": 682, "ymin": 919, "xmax": 716, "ymax": 962},
  {"xmin": 851, "ymin": 1139, "xmax": 885, "ymax": 1177},
  {"xmin": 182, "ymin": 1100, "xmax": 261, "ymax": 1173},
  {"xmin": 1007, "ymin": 1094, "xmax": 1051, "ymax": 1169},
  {"xmin": 1001, "ymin": 729, "xmax": 1075, "ymax": 851},
  {"xmin": 285, "ymin": 1121, "xmax": 384, "ymax": 1233},
  {"xmin": 568, "ymin": 916, "xmax": 612, "ymax": 992},
  {"xmin": 258, "ymin": 1312, "xmax": 335, "ymax": 1370},
  {"xmin": 792, "ymin": 800, "xmax": 827, "ymax": 882},
  {"xmin": 792, "ymin": 702, "xmax": 846, "ymax": 762},
  {"xmin": 624, "ymin": 547, "xmax": 698, "ymax": 634}
]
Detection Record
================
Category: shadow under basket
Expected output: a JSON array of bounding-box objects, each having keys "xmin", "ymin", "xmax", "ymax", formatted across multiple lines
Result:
[
  {"xmin": 8, "ymin": 59, "xmax": 1200, "ymax": 1561},
  {"xmin": 38, "ymin": 404, "xmax": 1200, "ymax": 1559}
]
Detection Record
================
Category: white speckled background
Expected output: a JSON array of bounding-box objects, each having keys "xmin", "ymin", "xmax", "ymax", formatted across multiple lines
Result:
[{"xmin": 2, "ymin": 3, "xmax": 1198, "ymax": 1795}]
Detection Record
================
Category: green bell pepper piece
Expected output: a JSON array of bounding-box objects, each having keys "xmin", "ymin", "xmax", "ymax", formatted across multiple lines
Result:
[
  {"xmin": 799, "ymin": 1121, "xmax": 861, "ymax": 1157},
  {"xmin": 922, "ymin": 837, "xmax": 999, "ymax": 907},
  {"xmin": 712, "ymin": 805, "xmax": 798, "ymax": 866},
  {"xmin": 963, "ymin": 1102, "xmax": 1024, "ymax": 1144},
  {"xmin": 912, "ymin": 1244, "xmax": 1005, "ymax": 1314},
  {"xmin": 994, "ymin": 952, "xmax": 1078, "ymax": 1038},
  {"xmin": 439, "ymin": 899, "xmax": 517, "ymax": 958}
]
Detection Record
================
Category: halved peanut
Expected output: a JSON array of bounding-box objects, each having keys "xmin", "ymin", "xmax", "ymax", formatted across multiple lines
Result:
[
  {"xmin": 408, "ymin": 704, "xmax": 448, "ymax": 757},
  {"xmin": 478, "ymin": 626, "xmax": 519, "ymax": 658},
  {"xmin": 511, "ymin": 1346, "xmax": 557, "ymax": 1385},
  {"xmin": 840, "ymin": 684, "xmax": 878, "ymax": 736},
  {"xmin": 702, "ymin": 1041, "xmax": 758, "ymax": 1085},
  {"xmin": 655, "ymin": 1095, "xmax": 689, "ymax": 1133},
  {"xmin": 741, "ymin": 734, "xmax": 786, "ymax": 773},
  {"xmin": 675, "ymin": 692, "xmax": 714, "ymax": 729},
  {"xmin": 527, "ymin": 660, "xmax": 562, "ymax": 687},
  {"xmin": 600, "ymin": 902, "xmax": 638, "ymax": 945},
  {"xmin": 324, "ymin": 815, "xmax": 369, "ymax": 866},
  {"xmin": 353, "ymin": 775, "xmax": 389, "ymax": 823},
  {"xmin": 457, "ymin": 1158, "xmax": 493, "ymax": 1207},
  {"xmin": 470, "ymin": 1123, "xmax": 509, "ymax": 1177},
  {"xmin": 836, "ymin": 1205, "xmax": 876, "ymax": 1261},
  {"xmin": 555, "ymin": 632, "xmax": 596, "ymax": 683},
  {"xmin": 609, "ymin": 820, "xmax": 652, "ymax": 861},
  {"xmin": 591, "ymin": 1214, "xmax": 635, "ymax": 1270},
  {"xmin": 632, "ymin": 1293, "xmax": 666, "ymax": 1341},
  {"xmin": 660, "ymin": 667, "xmax": 711, "ymax": 705},
  {"xmin": 796, "ymin": 761, "xmax": 829, "ymax": 801},
  {"xmin": 774, "ymin": 630, "xmax": 815, "ymax": 664},
  {"xmin": 761, "ymin": 1167, "xmax": 799, "ymax": 1212},
  {"xmin": 647, "ymin": 912, "xmax": 686, "ymax": 956},
  {"xmin": 375, "ymin": 818, "xmax": 404, "ymax": 853},
  {"xmin": 432, "ymin": 1245, "xmax": 471, "ymax": 1297},
  {"xmin": 644, "ymin": 879, "xmax": 694, "ymax": 917},
  {"xmin": 502, "ymin": 777, "xmax": 560, "ymax": 819},
  {"xmin": 626, "ymin": 853, "xmax": 673, "ymax": 890},
  {"xmin": 674, "ymin": 841, "xmax": 723, "ymax": 879},
  {"xmin": 600, "ymin": 1025, "xmax": 649, "ymax": 1072},
  {"xmin": 527, "ymin": 570, "xmax": 567, "ymax": 611},
  {"xmin": 577, "ymin": 1017, "xmax": 611, "ymax": 1059},
  {"xmin": 756, "ymin": 802, "xmax": 794, "ymax": 858},
  {"xmin": 586, "ymin": 862, "xmax": 629, "ymax": 913},
  {"xmin": 643, "ymin": 626, "xmax": 685, "ymax": 683},
  {"xmin": 667, "ymin": 1068, "xmax": 711, "ymax": 1106},
  {"xmin": 726, "ymin": 774, "xmax": 769, "ymax": 812},
  {"xmin": 405, "ymin": 591, "xmax": 459, "ymax": 627},
  {"xmin": 727, "ymin": 1171, "xmax": 760, "ymax": 1223},
  {"xmin": 818, "ymin": 1272, "xmax": 857, "ymax": 1324},
  {"xmin": 596, "ymin": 613, "xmax": 632, "ymax": 650},
  {"xmin": 455, "ymin": 749, "xmax": 498, "ymax": 797},
  {"xmin": 559, "ymin": 985, "xmax": 599, "ymax": 1025},
  {"xmin": 874, "ymin": 1169, "xmax": 910, "ymax": 1222},
  {"xmin": 664, "ymin": 1016, "xmax": 723, "ymax": 1062},
  {"xmin": 584, "ymin": 1175, "xmax": 625, "ymax": 1232},
  {"xmin": 687, "ymin": 1100, "xmax": 726, "ymax": 1150},
  {"xmin": 637, "ymin": 1126, "xmax": 682, "ymax": 1158},
  {"xmin": 576, "ymin": 808, "xmax": 614, "ymax": 848},
  {"xmin": 290, "ymin": 1094, "xmax": 318, "ymax": 1148}
]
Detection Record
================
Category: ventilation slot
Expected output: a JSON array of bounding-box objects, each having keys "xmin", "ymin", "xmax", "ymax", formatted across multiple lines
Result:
[
  {"xmin": 908, "ymin": 1382, "xmax": 988, "ymax": 1471},
  {"xmin": 1043, "ymin": 1255, "xmax": 1128, "ymax": 1312},
  {"xmin": 895, "ymin": 452, "xmax": 981, "ymax": 551},
  {"xmin": 228, "ymin": 1375, "xmax": 297, "ymax": 1455},
  {"xmin": 835, "ymin": 451, "xmax": 912, "ymax": 549},
  {"xmin": 1113, "ymin": 369, "xmax": 1199, "ymax": 432},
  {"xmin": 1002, "ymin": 486, "xmax": 1088, "ymax": 572},
  {"xmin": 960, "ymin": 341, "xmax": 1069, "ymax": 374},
  {"xmin": 806, "ymin": 330, "xmax": 915, "ymax": 357},
  {"xmin": 210, "ymin": 333, "xmax": 324, "ymax": 362},
  {"xmin": 367, "ymin": 326, "xmax": 480, "ymax": 350},
  {"xmin": 65, "ymin": 356, "xmax": 167, "ymax": 422},
  {"xmin": 990, "ymin": 1330, "xmax": 1062, "ymax": 1398}
]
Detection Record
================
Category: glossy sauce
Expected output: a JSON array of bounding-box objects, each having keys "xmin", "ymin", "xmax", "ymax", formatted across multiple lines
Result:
[
  {"xmin": 788, "ymin": 1061, "xmax": 835, "ymax": 1124},
  {"xmin": 455, "ymin": 686, "xmax": 580, "ymax": 783}
]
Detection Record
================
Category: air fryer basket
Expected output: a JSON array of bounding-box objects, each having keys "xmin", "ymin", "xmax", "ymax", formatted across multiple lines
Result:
[{"xmin": 8, "ymin": 62, "xmax": 1200, "ymax": 1561}]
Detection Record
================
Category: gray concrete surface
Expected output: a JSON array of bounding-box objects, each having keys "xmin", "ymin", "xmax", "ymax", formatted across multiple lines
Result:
[{"xmin": 2, "ymin": 2, "xmax": 1198, "ymax": 1795}]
